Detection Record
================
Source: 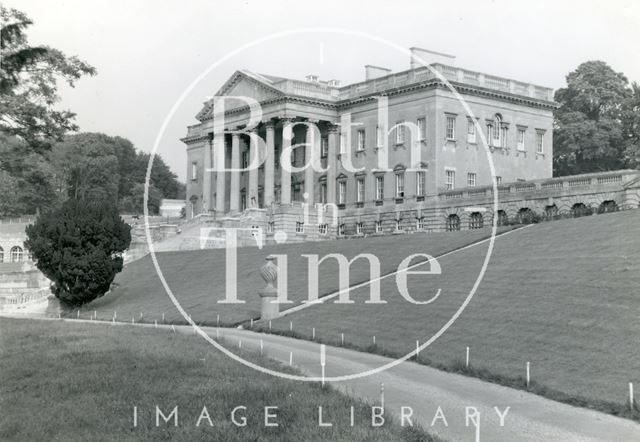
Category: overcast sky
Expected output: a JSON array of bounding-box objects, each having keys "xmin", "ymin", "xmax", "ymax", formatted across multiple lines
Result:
[{"xmin": 7, "ymin": 0, "xmax": 640, "ymax": 181}]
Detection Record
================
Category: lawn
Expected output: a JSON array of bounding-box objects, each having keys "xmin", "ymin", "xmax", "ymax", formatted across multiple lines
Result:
[
  {"xmin": 76, "ymin": 228, "xmax": 501, "ymax": 325},
  {"xmin": 260, "ymin": 210, "xmax": 640, "ymax": 416},
  {"xmin": 0, "ymin": 318, "xmax": 437, "ymax": 442}
]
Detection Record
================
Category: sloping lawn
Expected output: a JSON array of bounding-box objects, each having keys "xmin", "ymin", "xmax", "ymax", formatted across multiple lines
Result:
[
  {"xmin": 0, "ymin": 318, "xmax": 437, "ymax": 442},
  {"xmin": 77, "ymin": 228, "xmax": 500, "ymax": 325},
  {"xmin": 263, "ymin": 210, "xmax": 640, "ymax": 416}
]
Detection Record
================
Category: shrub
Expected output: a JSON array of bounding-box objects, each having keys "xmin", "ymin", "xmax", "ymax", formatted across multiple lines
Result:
[{"xmin": 25, "ymin": 199, "xmax": 131, "ymax": 306}]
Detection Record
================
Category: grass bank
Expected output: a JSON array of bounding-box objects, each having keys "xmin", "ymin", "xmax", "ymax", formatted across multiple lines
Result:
[{"xmin": 0, "ymin": 318, "xmax": 440, "ymax": 441}]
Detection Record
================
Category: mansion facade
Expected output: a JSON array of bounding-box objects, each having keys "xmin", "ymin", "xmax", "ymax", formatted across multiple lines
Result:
[{"xmin": 183, "ymin": 48, "xmax": 560, "ymax": 238}]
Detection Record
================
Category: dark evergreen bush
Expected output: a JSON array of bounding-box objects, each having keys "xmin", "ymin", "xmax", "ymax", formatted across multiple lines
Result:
[{"xmin": 25, "ymin": 199, "xmax": 131, "ymax": 306}]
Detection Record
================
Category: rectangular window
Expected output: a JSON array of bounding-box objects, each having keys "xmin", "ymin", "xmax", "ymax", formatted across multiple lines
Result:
[
  {"xmin": 319, "ymin": 182, "xmax": 327, "ymax": 204},
  {"xmin": 267, "ymin": 222, "xmax": 275, "ymax": 233},
  {"xmin": 445, "ymin": 169, "xmax": 456, "ymax": 190},
  {"xmin": 467, "ymin": 119, "xmax": 476, "ymax": 144},
  {"xmin": 416, "ymin": 217, "xmax": 425, "ymax": 230},
  {"xmin": 467, "ymin": 172, "xmax": 477, "ymax": 187},
  {"xmin": 416, "ymin": 171, "xmax": 426, "ymax": 196},
  {"xmin": 357, "ymin": 129, "xmax": 365, "ymax": 151},
  {"xmin": 338, "ymin": 223, "xmax": 345, "ymax": 236},
  {"xmin": 292, "ymin": 183, "xmax": 302, "ymax": 202},
  {"xmin": 395, "ymin": 121, "xmax": 405, "ymax": 144},
  {"xmin": 338, "ymin": 180, "xmax": 347, "ymax": 204},
  {"xmin": 356, "ymin": 222, "xmax": 363, "ymax": 234},
  {"xmin": 242, "ymin": 150, "xmax": 249, "ymax": 168},
  {"xmin": 446, "ymin": 115, "xmax": 456, "ymax": 140},
  {"xmin": 496, "ymin": 176, "xmax": 502, "ymax": 185},
  {"xmin": 417, "ymin": 117, "xmax": 426, "ymax": 140},
  {"xmin": 356, "ymin": 177, "xmax": 365, "ymax": 202},
  {"xmin": 321, "ymin": 136, "xmax": 328, "ymax": 157},
  {"xmin": 395, "ymin": 173, "xmax": 405, "ymax": 198},
  {"xmin": 191, "ymin": 162, "xmax": 198, "ymax": 180},
  {"xmin": 517, "ymin": 128, "xmax": 526, "ymax": 151},
  {"xmin": 318, "ymin": 224, "xmax": 328, "ymax": 235},
  {"xmin": 375, "ymin": 176, "xmax": 384, "ymax": 200},
  {"xmin": 536, "ymin": 130, "xmax": 545, "ymax": 153},
  {"xmin": 295, "ymin": 222, "xmax": 304, "ymax": 233},
  {"xmin": 376, "ymin": 125, "xmax": 383, "ymax": 147},
  {"xmin": 375, "ymin": 221, "xmax": 382, "ymax": 233},
  {"xmin": 395, "ymin": 220, "xmax": 401, "ymax": 231}
]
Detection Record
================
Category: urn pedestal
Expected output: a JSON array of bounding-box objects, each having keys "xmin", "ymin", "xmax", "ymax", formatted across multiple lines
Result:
[{"xmin": 259, "ymin": 255, "xmax": 279, "ymax": 320}]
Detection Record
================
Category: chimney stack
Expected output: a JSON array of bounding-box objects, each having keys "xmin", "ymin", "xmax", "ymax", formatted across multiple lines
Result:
[
  {"xmin": 365, "ymin": 65, "xmax": 392, "ymax": 81},
  {"xmin": 409, "ymin": 47, "xmax": 456, "ymax": 69}
]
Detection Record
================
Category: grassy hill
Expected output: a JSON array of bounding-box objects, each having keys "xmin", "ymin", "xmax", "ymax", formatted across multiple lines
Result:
[
  {"xmin": 263, "ymin": 210, "xmax": 640, "ymax": 415},
  {"xmin": 78, "ymin": 228, "xmax": 499, "ymax": 325},
  {"xmin": 0, "ymin": 318, "xmax": 436, "ymax": 441}
]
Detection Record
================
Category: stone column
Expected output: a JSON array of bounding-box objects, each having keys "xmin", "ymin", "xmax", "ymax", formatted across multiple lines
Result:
[
  {"xmin": 305, "ymin": 121, "xmax": 317, "ymax": 205},
  {"xmin": 229, "ymin": 133, "xmax": 240, "ymax": 213},
  {"xmin": 214, "ymin": 133, "xmax": 226, "ymax": 213},
  {"xmin": 202, "ymin": 137, "xmax": 212, "ymax": 212},
  {"xmin": 327, "ymin": 124, "xmax": 338, "ymax": 204},
  {"xmin": 264, "ymin": 121, "xmax": 275, "ymax": 207},
  {"xmin": 248, "ymin": 130, "xmax": 259, "ymax": 208},
  {"xmin": 280, "ymin": 118, "xmax": 293, "ymax": 205}
]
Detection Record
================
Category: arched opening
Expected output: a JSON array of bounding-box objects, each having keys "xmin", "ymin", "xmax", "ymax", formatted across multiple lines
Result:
[
  {"xmin": 446, "ymin": 214, "xmax": 460, "ymax": 232},
  {"xmin": 189, "ymin": 195, "xmax": 198, "ymax": 218},
  {"xmin": 517, "ymin": 208, "xmax": 537, "ymax": 224},
  {"xmin": 544, "ymin": 204, "xmax": 558, "ymax": 220},
  {"xmin": 571, "ymin": 202, "xmax": 592, "ymax": 218},
  {"xmin": 469, "ymin": 212, "xmax": 483, "ymax": 229},
  {"xmin": 10, "ymin": 246, "xmax": 23, "ymax": 263},
  {"xmin": 496, "ymin": 210, "xmax": 508, "ymax": 226},
  {"xmin": 598, "ymin": 200, "xmax": 618, "ymax": 214}
]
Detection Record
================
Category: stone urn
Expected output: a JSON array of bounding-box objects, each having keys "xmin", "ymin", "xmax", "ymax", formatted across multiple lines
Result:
[{"xmin": 259, "ymin": 255, "xmax": 279, "ymax": 320}]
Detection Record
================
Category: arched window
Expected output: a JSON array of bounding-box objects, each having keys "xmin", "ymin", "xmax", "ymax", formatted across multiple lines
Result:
[
  {"xmin": 10, "ymin": 246, "xmax": 23, "ymax": 263},
  {"xmin": 0, "ymin": 246, "xmax": 3, "ymax": 263},
  {"xmin": 469, "ymin": 212, "xmax": 483, "ymax": 229},
  {"xmin": 493, "ymin": 114, "xmax": 502, "ymax": 143},
  {"xmin": 446, "ymin": 214, "xmax": 460, "ymax": 232}
]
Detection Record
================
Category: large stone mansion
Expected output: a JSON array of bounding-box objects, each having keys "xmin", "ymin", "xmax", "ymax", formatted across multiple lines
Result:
[{"xmin": 182, "ymin": 48, "xmax": 639, "ymax": 240}]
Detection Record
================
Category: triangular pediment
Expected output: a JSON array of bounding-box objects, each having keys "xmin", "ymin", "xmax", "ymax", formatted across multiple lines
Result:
[{"xmin": 196, "ymin": 70, "xmax": 284, "ymax": 120}]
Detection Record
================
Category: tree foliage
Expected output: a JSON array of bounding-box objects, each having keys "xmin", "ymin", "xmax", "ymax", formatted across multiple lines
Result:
[
  {"xmin": 553, "ymin": 61, "xmax": 640, "ymax": 175},
  {"xmin": 0, "ymin": 131, "xmax": 185, "ymax": 217},
  {"xmin": 25, "ymin": 199, "xmax": 131, "ymax": 306},
  {"xmin": 0, "ymin": 7, "xmax": 96, "ymax": 151}
]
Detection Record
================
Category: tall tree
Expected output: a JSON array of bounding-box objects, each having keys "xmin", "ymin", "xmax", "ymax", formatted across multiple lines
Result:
[
  {"xmin": 0, "ymin": 6, "xmax": 95, "ymax": 151},
  {"xmin": 48, "ymin": 133, "xmax": 120, "ymax": 203},
  {"xmin": 553, "ymin": 61, "xmax": 637, "ymax": 175},
  {"xmin": 0, "ymin": 132, "xmax": 56, "ymax": 216},
  {"xmin": 621, "ymin": 82, "xmax": 640, "ymax": 169}
]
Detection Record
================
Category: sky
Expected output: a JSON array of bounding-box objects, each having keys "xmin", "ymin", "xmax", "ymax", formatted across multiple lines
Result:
[{"xmin": 6, "ymin": 0, "xmax": 640, "ymax": 181}]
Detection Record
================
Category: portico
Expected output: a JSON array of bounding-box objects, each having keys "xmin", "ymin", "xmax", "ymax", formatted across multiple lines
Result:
[{"xmin": 199, "ymin": 116, "xmax": 340, "ymax": 216}]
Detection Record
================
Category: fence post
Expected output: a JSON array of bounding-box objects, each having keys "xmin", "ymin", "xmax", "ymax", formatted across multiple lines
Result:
[{"xmin": 466, "ymin": 346, "xmax": 470, "ymax": 368}]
